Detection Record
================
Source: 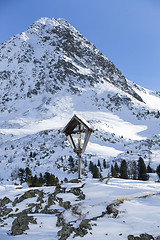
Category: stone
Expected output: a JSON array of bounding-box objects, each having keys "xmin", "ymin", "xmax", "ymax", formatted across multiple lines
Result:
[
  {"xmin": 128, "ymin": 234, "xmax": 154, "ymax": 240},
  {"xmin": 79, "ymin": 219, "xmax": 92, "ymax": 230},
  {"xmin": 68, "ymin": 187, "xmax": 85, "ymax": 200},
  {"xmin": 73, "ymin": 227, "xmax": 88, "ymax": 238},
  {"xmin": 56, "ymin": 213, "xmax": 65, "ymax": 227},
  {"xmin": 47, "ymin": 194, "xmax": 56, "ymax": 206},
  {"xmin": 54, "ymin": 185, "xmax": 66, "ymax": 195},
  {"xmin": 12, "ymin": 189, "xmax": 44, "ymax": 206},
  {"xmin": 11, "ymin": 213, "xmax": 37, "ymax": 236},
  {"xmin": 59, "ymin": 200, "xmax": 71, "ymax": 210},
  {"xmin": 139, "ymin": 233, "xmax": 154, "ymax": 240},
  {"xmin": 68, "ymin": 179, "xmax": 81, "ymax": 183},
  {"xmin": 41, "ymin": 206, "xmax": 59, "ymax": 214},
  {"xmin": 73, "ymin": 220, "xmax": 92, "ymax": 238},
  {"xmin": 128, "ymin": 235, "xmax": 140, "ymax": 240},
  {"xmin": 0, "ymin": 207, "xmax": 13, "ymax": 217},
  {"xmin": 0, "ymin": 197, "xmax": 11, "ymax": 207},
  {"xmin": 57, "ymin": 224, "xmax": 74, "ymax": 240},
  {"xmin": 106, "ymin": 203, "xmax": 119, "ymax": 218}
]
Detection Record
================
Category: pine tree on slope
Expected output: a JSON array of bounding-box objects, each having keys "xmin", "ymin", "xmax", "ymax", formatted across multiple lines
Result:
[
  {"xmin": 156, "ymin": 164, "xmax": 160, "ymax": 181},
  {"xmin": 137, "ymin": 157, "xmax": 149, "ymax": 181},
  {"xmin": 119, "ymin": 160, "xmax": 128, "ymax": 179}
]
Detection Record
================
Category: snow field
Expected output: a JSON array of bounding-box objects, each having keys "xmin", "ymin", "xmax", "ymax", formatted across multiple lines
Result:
[{"xmin": 1, "ymin": 178, "xmax": 160, "ymax": 239}]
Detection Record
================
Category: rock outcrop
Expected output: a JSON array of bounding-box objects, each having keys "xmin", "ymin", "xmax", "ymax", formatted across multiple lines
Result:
[{"xmin": 11, "ymin": 213, "xmax": 37, "ymax": 235}]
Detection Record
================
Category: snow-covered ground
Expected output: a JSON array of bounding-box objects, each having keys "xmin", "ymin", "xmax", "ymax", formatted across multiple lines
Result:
[{"xmin": 0, "ymin": 178, "xmax": 160, "ymax": 239}]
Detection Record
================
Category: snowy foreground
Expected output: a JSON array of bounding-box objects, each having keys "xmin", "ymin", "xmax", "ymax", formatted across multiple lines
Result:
[{"xmin": 1, "ymin": 178, "xmax": 160, "ymax": 240}]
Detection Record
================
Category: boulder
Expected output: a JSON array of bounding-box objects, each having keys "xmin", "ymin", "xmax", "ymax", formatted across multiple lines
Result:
[
  {"xmin": 0, "ymin": 197, "xmax": 11, "ymax": 207},
  {"xmin": 79, "ymin": 219, "xmax": 92, "ymax": 230},
  {"xmin": 41, "ymin": 206, "xmax": 59, "ymax": 214},
  {"xmin": 68, "ymin": 187, "xmax": 85, "ymax": 200},
  {"xmin": 106, "ymin": 203, "xmax": 119, "ymax": 218},
  {"xmin": 12, "ymin": 189, "xmax": 44, "ymax": 206},
  {"xmin": 11, "ymin": 213, "xmax": 37, "ymax": 236},
  {"xmin": 68, "ymin": 179, "xmax": 81, "ymax": 183},
  {"xmin": 54, "ymin": 185, "xmax": 66, "ymax": 195},
  {"xmin": 57, "ymin": 223, "xmax": 74, "ymax": 240},
  {"xmin": 0, "ymin": 206, "xmax": 12, "ymax": 217},
  {"xmin": 140, "ymin": 233, "xmax": 154, "ymax": 240},
  {"xmin": 73, "ymin": 220, "xmax": 92, "ymax": 238},
  {"xmin": 59, "ymin": 199, "xmax": 71, "ymax": 210},
  {"xmin": 128, "ymin": 235, "xmax": 140, "ymax": 240},
  {"xmin": 128, "ymin": 234, "xmax": 154, "ymax": 240},
  {"xmin": 47, "ymin": 194, "xmax": 56, "ymax": 206}
]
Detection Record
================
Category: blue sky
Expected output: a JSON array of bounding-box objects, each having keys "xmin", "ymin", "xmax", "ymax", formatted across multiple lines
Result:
[{"xmin": 1, "ymin": 0, "xmax": 160, "ymax": 91}]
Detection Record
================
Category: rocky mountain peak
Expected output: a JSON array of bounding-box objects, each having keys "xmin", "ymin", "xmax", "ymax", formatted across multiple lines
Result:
[{"xmin": 0, "ymin": 17, "xmax": 145, "ymax": 116}]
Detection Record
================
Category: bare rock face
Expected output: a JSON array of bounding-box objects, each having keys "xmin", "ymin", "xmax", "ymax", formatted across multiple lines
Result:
[{"xmin": 11, "ymin": 213, "xmax": 37, "ymax": 236}]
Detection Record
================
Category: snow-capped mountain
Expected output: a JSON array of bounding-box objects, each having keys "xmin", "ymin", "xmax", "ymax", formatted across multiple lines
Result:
[{"xmin": 0, "ymin": 17, "xmax": 160, "ymax": 182}]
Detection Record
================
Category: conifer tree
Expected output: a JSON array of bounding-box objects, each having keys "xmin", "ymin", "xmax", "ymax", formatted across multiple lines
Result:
[
  {"xmin": 55, "ymin": 177, "xmax": 59, "ymax": 185},
  {"xmin": 132, "ymin": 161, "xmax": 138, "ymax": 180},
  {"xmin": 114, "ymin": 162, "xmax": 119, "ymax": 174},
  {"xmin": 31, "ymin": 175, "xmax": 42, "ymax": 187},
  {"xmin": 156, "ymin": 164, "xmax": 160, "ymax": 180},
  {"xmin": 128, "ymin": 161, "xmax": 138, "ymax": 180},
  {"xmin": 84, "ymin": 158, "xmax": 87, "ymax": 167},
  {"xmin": 89, "ymin": 161, "xmax": 101, "ymax": 178},
  {"xmin": 39, "ymin": 173, "xmax": 45, "ymax": 185},
  {"xmin": 44, "ymin": 172, "xmax": 56, "ymax": 186},
  {"xmin": 137, "ymin": 157, "xmax": 149, "ymax": 181},
  {"xmin": 103, "ymin": 159, "xmax": 107, "ymax": 169},
  {"xmin": 27, "ymin": 175, "xmax": 33, "ymax": 187},
  {"xmin": 120, "ymin": 160, "xmax": 128, "ymax": 179},
  {"xmin": 49, "ymin": 174, "xmax": 56, "ymax": 186},
  {"xmin": 97, "ymin": 160, "xmax": 101, "ymax": 167},
  {"xmin": 25, "ymin": 167, "xmax": 32, "ymax": 182},
  {"xmin": 44, "ymin": 172, "xmax": 59, "ymax": 186},
  {"xmin": 18, "ymin": 168, "xmax": 25, "ymax": 184},
  {"xmin": 68, "ymin": 156, "xmax": 74, "ymax": 169},
  {"xmin": 147, "ymin": 164, "xmax": 153, "ymax": 173},
  {"xmin": 89, "ymin": 161, "xmax": 94, "ymax": 172},
  {"xmin": 111, "ymin": 165, "xmax": 118, "ymax": 178},
  {"xmin": 44, "ymin": 172, "xmax": 51, "ymax": 186},
  {"xmin": 92, "ymin": 164, "xmax": 101, "ymax": 178},
  {"xmin": 97, "ymin": 160, "xmax": 102, "ymax": 172}
]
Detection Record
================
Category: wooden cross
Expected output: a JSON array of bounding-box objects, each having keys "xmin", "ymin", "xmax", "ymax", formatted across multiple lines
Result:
[{"xmin": 62, "ymin": 115, "xmax": 94, "ymax": 179}]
